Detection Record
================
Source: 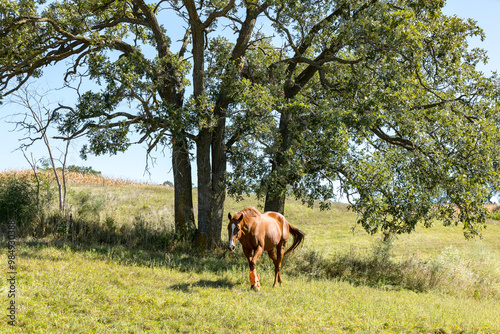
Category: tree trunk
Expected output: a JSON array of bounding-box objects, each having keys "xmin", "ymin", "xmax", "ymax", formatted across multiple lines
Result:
[
  {"xmin": 172, "ymin": 136, "xmax": 195, "ymax": 240},
  {"xmin": 190, "ymin": 20, "xmax": 223, "ymax": 249},
  {"xmin": 202, "ymin": 6, "xmax": 262, "ymax": 242},
  {"xmin": 195, "ymin": 128, "xmax": 216, "ymax": 248},
  {"xmin": 186, "ymin": 1, "xmax": 262, "ymax": 249},
  {"xmin": 264, "ymin": 186, "xmax": 286, "ymax": 214},
  {"xmin": 210, "ymin": 109, "xmax": 227, "ymax": 246},
  {"xmin": 195, "ymin": 114, "xmax": 227, "ymax": 249},
  {"xmin": 136, "ymin": 0, "xmax": 193, "ymax": 243},
  {"xmin": 45, "ymin": 136, "xmax": 64, "ymax": 212},
  {"xmin": 264, "ymin": 111, "xmax": 292, "ymax": 215}
]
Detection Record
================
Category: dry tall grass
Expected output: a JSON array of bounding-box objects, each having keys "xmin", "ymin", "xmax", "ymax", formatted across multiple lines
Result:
[
  {"xmin": 288, "ymin": 241, "xmax": 500, "ymax": 299},
  {"xmin": 0, "ymin": 169, "xmax": 157, "ymax": 186}
]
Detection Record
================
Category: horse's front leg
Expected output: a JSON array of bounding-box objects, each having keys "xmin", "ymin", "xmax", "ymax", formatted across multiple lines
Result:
[{"xmin": 244, "ymin": 246, "xmax": 264, "ymax": 291}]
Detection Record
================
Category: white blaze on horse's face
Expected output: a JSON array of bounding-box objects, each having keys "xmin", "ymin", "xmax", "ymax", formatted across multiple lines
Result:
[{"xmin": 228, "ymin": 223, "xmax": 236, "ymax": 251}]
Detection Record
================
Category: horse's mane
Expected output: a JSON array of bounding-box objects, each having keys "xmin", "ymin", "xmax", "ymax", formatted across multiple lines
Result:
[{"xmin": 235, "ymin": 207, "xmax": 261, "ymax": 225}]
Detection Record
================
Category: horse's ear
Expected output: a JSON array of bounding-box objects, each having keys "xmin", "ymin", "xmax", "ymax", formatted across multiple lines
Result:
[
  {"xmin": 228, "ymin": 213, "xmax": 232, "ymax": 220},
  {"xmin": 237, "ymin": 215, "xmax": 243, "ymax": 223}
]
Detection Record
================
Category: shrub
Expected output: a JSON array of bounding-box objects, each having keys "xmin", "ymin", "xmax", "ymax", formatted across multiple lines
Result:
[
  {"xmin": 72, "ymin": 190, "xmax": 105, "ymax": 219},
  {"xmin": 487, "ymin": 211, "xmax": 500, "ymax": 221},
  {"xmin": 0, "ymin": 177, "xmax": 38, "ymax": 236}
]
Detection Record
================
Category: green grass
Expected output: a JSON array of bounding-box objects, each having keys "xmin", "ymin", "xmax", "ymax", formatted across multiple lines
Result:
[
  {"xmin": 1, "ymin": 182, "xmax": 500, "ymax": 333},
  {"xmin": 67, "ymin": 183, "xmax": 175, "ymax": 228},
  {"xmin": 1, "ymin": 243, "xmax": 500, "ymax": 333}
]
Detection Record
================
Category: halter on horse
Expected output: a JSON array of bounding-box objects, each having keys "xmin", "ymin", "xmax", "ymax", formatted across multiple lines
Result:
[{"xmin": 227, "ymin": 207, "xmax": 305, "ymax": 291}]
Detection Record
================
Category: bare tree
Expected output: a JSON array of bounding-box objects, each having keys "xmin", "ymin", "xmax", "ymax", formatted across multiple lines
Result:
[{"xmin": 8, "ymin": 84, "xmax": 70, "ymax": 214}]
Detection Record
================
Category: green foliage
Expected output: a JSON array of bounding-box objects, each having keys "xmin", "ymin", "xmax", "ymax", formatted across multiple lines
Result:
[
  {"xmin": 67, "ymin": 165, "xmax": 101, "ymax": 175},
  {"xmin": 0, "ymin": 177, "xmax": 38, "ymax": 236},
  {"xmin": 80, "ymin": 122, "xmax": 131, "ymax": 159},
  {"xmin": 162, "ymin": 180, "xmax": 174, "ymax": 187},
  {"xmin": 488, "ymin": 211, "xmax": 500, "ymax": 221},
  {"xmin": 227, "ymin": 0, "xmax": 500, "ymax": 239}
]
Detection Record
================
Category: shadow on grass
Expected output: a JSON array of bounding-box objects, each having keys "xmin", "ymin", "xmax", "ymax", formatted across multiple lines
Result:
[
  {"xmin": 170, "ymin": 278, "xmax": 237, "ymax": 292},
  {"xmin": 12, "ymin": 238, "xmax": 250, "ymax": 276},
  {"xmin": 2, "ymin": 212, "xmax": 273, "ymax": 278},
  {"xmin": 8, "ymin": 229, "xmax": 500, "ymax": 300}
]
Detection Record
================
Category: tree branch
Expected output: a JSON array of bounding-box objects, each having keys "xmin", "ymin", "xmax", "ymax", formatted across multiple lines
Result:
[
  {"xmin": 1, "ymin": 15, "xmax": 137, "ymax": 96},
  {"xmin": 91, "ymin": 17, "xmax": 151, "ymax": 30},
  {"xmin": 370, "ymin": 126, "xmax": 416, "ymax": 151},
  {"xmin": 202, "ymin": 0, "xmax": 236, "ymax": 29},
  {"xmin": 132, "ymin": 0, "xmax": 171, "ymax": 58}
]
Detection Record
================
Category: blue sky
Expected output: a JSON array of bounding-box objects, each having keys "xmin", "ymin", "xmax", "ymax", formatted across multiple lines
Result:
[{"xmin": 1, "ymin": 0, "xmax": 500, "ymax": 185}]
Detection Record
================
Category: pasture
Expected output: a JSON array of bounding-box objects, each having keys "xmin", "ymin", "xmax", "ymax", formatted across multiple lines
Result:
[{"xmin": 1, "ymin": 180, "xmax": 500, "ymax": 333}]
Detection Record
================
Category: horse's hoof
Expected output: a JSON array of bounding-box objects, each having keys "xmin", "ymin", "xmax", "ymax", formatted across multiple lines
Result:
[{"xmin": 251, "ymin": 285, "xmax": 260, "ymax": 292}]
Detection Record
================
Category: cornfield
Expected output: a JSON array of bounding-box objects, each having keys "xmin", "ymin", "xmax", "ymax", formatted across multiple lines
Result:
[{"xmin": 0, "ymin": 169, "xmax": 154, "ymax": 186}]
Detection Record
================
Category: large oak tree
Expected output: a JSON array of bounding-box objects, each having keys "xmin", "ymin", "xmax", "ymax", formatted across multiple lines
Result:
[
  {"xmin": 227, "ymin": 0, "xmax": 500, "ymax": 238},
  {"xmin": 1, "ymin": 0, "xmax": 270, "ymax": 248},
  {"xmin": 2, "ymin": 0, "xmax": 500, "ymax": 246}
]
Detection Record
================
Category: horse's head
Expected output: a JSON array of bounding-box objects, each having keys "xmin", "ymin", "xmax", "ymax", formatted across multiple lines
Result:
[{"xmin": 227, "ymin": 212, "xmax": 243, "ymax": 252}]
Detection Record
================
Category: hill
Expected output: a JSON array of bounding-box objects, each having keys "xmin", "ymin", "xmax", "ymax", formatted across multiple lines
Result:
[{"xmin": 1, "ymin": 173, "xmax": 500, "ymax": 332}]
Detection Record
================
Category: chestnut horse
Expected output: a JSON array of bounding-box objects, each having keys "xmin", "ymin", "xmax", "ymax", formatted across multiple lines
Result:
[{"xmin": 227, "ymin": 207, "xmax": 305, "ymax": 291}]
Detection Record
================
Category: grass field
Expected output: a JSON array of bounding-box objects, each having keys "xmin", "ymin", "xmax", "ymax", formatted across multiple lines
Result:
[{"xmin": 1, "ymin": 179, "xmax": 500, "ymax": 333}]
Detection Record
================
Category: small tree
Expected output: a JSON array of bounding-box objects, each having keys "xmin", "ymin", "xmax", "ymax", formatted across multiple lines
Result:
[{"xmin": 8, "ymin": 85, "xmax": 71, "ymax": 214}]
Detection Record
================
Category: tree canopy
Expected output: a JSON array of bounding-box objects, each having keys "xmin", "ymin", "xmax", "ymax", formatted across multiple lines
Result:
[
  {"xmin": 1, "ymin": 0, "xmax": 500, "ymax": 244},
  {"xmin": 227, "ymin": 0, "xmax": 500, "ymax": 238}
]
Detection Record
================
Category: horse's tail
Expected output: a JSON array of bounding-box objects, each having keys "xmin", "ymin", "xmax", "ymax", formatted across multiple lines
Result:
[{"xmin": 284, "ymin": 222, "xmax": 305, "ymax": 257}]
